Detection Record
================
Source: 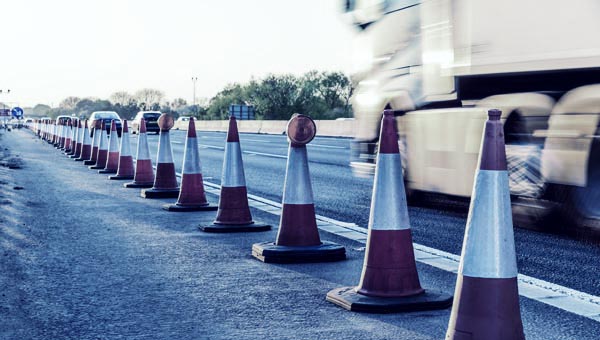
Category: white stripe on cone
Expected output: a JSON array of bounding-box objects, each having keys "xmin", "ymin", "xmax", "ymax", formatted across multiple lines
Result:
[
  {"xmin": 369, "ymin": 153, "xmax": 411, "ymax": 231},
  {"xmin": 120, "ymin": 127, "xmax": 132, "ymax": 157},
  {"xmin": 107, "ymin": 125, "xmax": 119, "ymax": 154},
  {"xmin": 459, "ymin": 170, "xmax": 517, "ymax": 279},
  {"xmin": 98, "ymin": 128, "xmax": 108, "ymax": 151},
  {"xmin": 136, "ymin": 130, "xmax": 151, "ymax": 160},
  {"xmin": 157, "ymin": 132, "xmax": 174, "ymax": 163},
  {"xmin": 182, "ymin": 135, "xmax": 201, "ymax": 174},
  {"xmin": 282, "ymin": 146, "xmax": 314, "ymax": 205},
  {"xmin": 221, "ymin": 142, "xmax": 246, "ymax": 187}
]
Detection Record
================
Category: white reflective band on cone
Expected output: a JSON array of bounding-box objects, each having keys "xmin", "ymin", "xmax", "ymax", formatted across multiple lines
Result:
[
  {"xmin": 92, "ymin": 129, "xmax": 100, "ymax": 147},
  {"xmin": 82, "ymin": 127, "xmax": 91, "ymax": 144},
  {"xmin": 221, "ymin": 142, "xmax": 246, "ymax": 187},
  {"xmin": 282, "ymin": 146, "xmax": 314, "ymax": 205},
  {"xmin": 78, "ymin": 126, "xmax": 84, "ymax": 143},
  {"xmin": 108, "ymin": 129, "xmax": 119, "ymax": 151},
  {"xmin": 182, "ymin": 137, "xmax": 202, "ymax": 174},
  {"xmin": 459, "ymin": 170, "xmax": 518, "ymax": 278},
  {"xmin": 368, "ymin": 153, "xmax": 411, "ymax": 231},
  {"xmin": 136, "ymin": 132, "xmax": 151, "ymax": 160},
  {"xmin": 120, "ymin": 133, "xmax": 131, "ymax": 157},
  {"xmin": 157, "ymin": 132, "xmax": 174, "ymax": 163},
  {"xmin": 99, "ymin": 129, "xmax": 108, "ymax": 150}
]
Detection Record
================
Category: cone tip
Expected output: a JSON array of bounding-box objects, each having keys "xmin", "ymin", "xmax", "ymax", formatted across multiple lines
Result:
[
  {"xmin": 122, "ymin": 119, "xmax": 128, "ymax": 133},
  {"xmin": 140, "ymin": 118, "xmax": 146, "ymax": 133},
  {"xmin": 227, "ymin": 116, "xmax": 240, "ymax": 142},
  {"xmin": 383, "ymin": 109, "xmax": 394, "ymax": 116},
  {"xmin": 488, "ymin": 109, "xmax": 502, "ymax": 121},
  {"xmin": 187, "ymin": 117, "xmax": 196, "ymax": 138},
  {"xmin": 111, "ymin": 120, "xmax": 116, "ymax": 131}
]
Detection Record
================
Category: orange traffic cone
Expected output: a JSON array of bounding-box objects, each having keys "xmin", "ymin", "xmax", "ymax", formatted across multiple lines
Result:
[
  {"xmin": 252, "ymin": 114, "xmax": 345, "ymax": 263},
  {"xmin": 66, "ymin": 119, "xmax": 77, "ymax": 156},
  {"xmin": 76, "ymin": 121, "xmax": 92, "ymax": 162},
  {"xmin": 201, "ymin": 116, "xmax": 270, "ymax": 232},
  {"xmin": 99, "ymin": 120, "xmax": 120, "ymax": 174},
  {"xmin": 124, "ymin": 118, "xmax": 154, "ymax": 188},
  {"xmin": 62, "ymin": 120, "xmax": 73, "ymax": 153},
  {"xmin": 84, "ymin": 120, "xmax": 102, "ymax": 165},
  {"xmin": 141, "ymin": 113, "xmax": 180, "ymax": 198},
  {"xmin": 110, "ymin": 120, "xmax": 135, "ymax": 180},
  {"xmin": 90, "ymin": 121, "xmax": 109, "ymax": 170},
  {"xmin": 445, "ymin": 109, "xmax": 525, "ymax": 340},
  {"xmin": 163, "ymin": 118, "xmax": 217, "ymax": 211},
  {"xmin": 326, "ymin": 110, "xmax": 452, "ymax": 313}
]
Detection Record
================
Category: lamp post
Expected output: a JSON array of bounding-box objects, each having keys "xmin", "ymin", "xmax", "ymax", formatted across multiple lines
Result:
[{"xmin": 191, "ymin": 77, "xmax": 198, "ymax": 118}]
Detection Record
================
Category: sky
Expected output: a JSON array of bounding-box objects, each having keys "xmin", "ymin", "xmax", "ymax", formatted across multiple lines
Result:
[{"xmin": 1, "ymin": 0, "xmax": 355, "ymax": 108}]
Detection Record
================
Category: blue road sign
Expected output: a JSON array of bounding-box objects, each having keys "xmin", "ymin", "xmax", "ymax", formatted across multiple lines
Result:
[{"xmin": 11, "ymin": 107, "xmax": 24, "ymax": 118}]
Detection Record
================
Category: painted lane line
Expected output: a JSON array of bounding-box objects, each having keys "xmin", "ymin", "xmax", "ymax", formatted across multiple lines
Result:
[
  {"xmin": 144, "ymin": 157, "xmax": 600, "ymax": 323},
  {"xmin": 308, "ymin": 143, "xmax": 347, "ymax": 149},
  {"xmin": 243, "ymin": 151, "xmax": 287, "ymax": 159}
]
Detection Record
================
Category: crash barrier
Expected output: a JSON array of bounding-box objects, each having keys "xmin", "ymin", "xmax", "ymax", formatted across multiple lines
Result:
[
  {"xmin": 173, "ymin": 119, "xmax": 356, "ymax": 137},
  {"xmin": 28, "ymin": 110, "xmax": 524, "ymax": 336}
]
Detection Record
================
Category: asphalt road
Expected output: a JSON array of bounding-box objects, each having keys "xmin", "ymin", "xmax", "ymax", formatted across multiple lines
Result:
[
  {"xmin": 134, "ymin": 129, "xmax": 600, "ymax": 298},
  {"xmin": 0, "ymin": 127, "xmax": 599, "ymax": 339}
]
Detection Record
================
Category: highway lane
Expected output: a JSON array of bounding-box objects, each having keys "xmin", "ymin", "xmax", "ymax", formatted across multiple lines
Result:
[{"xmin": 128, "ymin": 129, "xmax": 600, "ymax": 298}]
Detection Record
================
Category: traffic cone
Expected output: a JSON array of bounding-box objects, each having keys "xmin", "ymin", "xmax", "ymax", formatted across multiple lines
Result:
[
  {"xmin": 84, "ymin": 121, "xmax": 101, "ymax": 165},
  {"xmin": 99, "ymin": 120, "xmax": 120, "ymax": 174},
  {"xmin": 63, "ymin": 121, "xmax": 73, "ymax": 153},
  {"xmin": 124, "ymin": 119, "xmax": 154, "ymax": 188},
  {"xmin": 142, "ymin": 113, "xmax": 180, "ymax": 198},
  {"xmin": 89, "ymin": 121, "xmax": 109, "ymax": 170},
  {"xmin": 252, "ymin": 114, "xmax": 345, "ymax": 263},
  {"xmin": 71, "ymin": 120, "xmax": 84, "ymax": 159},
  {"xmin": 109, "ymin": 120, "xmax": 135, "ymax": 180},
  {"xmin": 326, "ymin": 110, "xmax": 452, "ymax": 313},
  {"xmin": 163, "ymin": 118, "xmax": 217, "ymax": 211},
  {"xmin": 445, "ymin": 109, "xmax": 525, "ymax": 340},
  {"xmin": 201, "ymin": 116, "xmax": 270, "ymax": 231},
  {"xmin": 76, "ymin": 121, "xmax": 92, "ymax": 162},
  {"xmin": 66, "ymin": 120, "xmax": 77, "ymax": 155}
]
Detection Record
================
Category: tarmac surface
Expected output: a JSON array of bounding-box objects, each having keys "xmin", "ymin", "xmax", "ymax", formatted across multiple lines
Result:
[{"xmin": 1, "ymin": 128, "xmax": 599, "ymax": 339}]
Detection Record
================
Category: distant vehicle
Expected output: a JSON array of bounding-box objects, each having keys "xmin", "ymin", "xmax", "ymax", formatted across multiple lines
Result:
[
  {"xmin": 89, "ymin": 111, "xmax": 122, "ymax": 137},
  {"xmin": 175, "ymin": 116, "xmax": 191, "ymax": 130},
  {"xmin": 131, "ymin": 111, "xmax": 161, "ymax": 134}
]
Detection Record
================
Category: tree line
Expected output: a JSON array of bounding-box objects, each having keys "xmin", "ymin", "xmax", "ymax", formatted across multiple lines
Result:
[{"xmin": 26, "ymin": 71, "xmax": 353, "ymax": 121}]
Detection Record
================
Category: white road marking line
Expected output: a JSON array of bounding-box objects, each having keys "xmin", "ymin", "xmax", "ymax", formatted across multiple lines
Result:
[
  {"xmin": 308, "ymin": 143, "xmax": 346, "ymax": 149},
  {"xmin": 243, "ymin": 151, "xmax": 287, "ymax": 159}
]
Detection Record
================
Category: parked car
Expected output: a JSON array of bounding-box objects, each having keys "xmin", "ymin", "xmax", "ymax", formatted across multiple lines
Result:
[
  {"xmin": 89, "ymin": 111, "xmax": 122, "ymax": 137},
  {"xmin": 131, "ymin": 111, "xmax": 161, "ymax": 134}
]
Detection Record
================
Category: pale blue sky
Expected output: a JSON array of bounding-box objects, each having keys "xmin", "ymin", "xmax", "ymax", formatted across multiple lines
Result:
[{"xmin": 2, "ymin": 0, "xmax": 354, "ymax": 107}]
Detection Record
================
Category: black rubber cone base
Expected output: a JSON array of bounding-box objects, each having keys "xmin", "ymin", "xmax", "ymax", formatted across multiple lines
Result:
[
  {"xmin": 326, "ymin": 286, "xmax": 452, "ymax": 313},
  {"xmin": 70, "ymin": 155, "xmax": 79, "ymax": 159},
  {"xmin": 162, "ymin": 203, "xmax": 218, "ymax": 212},
  {"xmin": 83, "ymin": 160, "xmax": 95, "ymax": 165},
  {"xmin": 252, "ymin": 241, "xmax": 346, "ymax": 263},
  {"xmin": 89, "ymin": 165, "xmax": 104, "ymax": 170},
  {"xmin": 123, "ymin": 181, "xmax": 154, "ymax": 188},
  {"xmin": 200, "ymin": 221, "xmax": 271, "ymax": 233},
  {"xmin": 109, "ymin": 174, "xmax": 134, "ymax": 180},
  {"xmin": 141, "ymin": 188, "xmax": 180, "ymax": 199},
  {"xmin": 98, "ymin": 169, "xmax": 117, "ymax": 174}
]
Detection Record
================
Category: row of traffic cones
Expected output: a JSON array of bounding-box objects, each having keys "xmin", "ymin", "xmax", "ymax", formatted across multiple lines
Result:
[{"xmin": 30, "ymin": 108, "xmax": 524, "ymax": 339}]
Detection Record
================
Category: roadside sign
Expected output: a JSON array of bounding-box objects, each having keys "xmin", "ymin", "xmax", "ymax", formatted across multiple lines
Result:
[
  {"xmin": 11, "ymin": 107, "xmax": 24, "ymax": 118},
  {"xmin": 0, "ymin": 108, "xmax": 10, "ymax": 116}
]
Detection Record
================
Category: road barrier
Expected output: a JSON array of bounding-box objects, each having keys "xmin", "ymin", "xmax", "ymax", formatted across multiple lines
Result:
[
  {"xmin": 201, "ymin": 116, "xmax": 271, "ymax": 232},
  {"xmin": 445, "ymin": 109, "xmax": 525, "ymax": 340},
  {"xmin": 141, "ymin": 113, "xmax": 180, "ymax": 198},
  {"xmin": 326, "ymin": 110, "xmax": 452, "ymax": 313},
  {"xmin": 163, "ymin": 118, "xmax": 217, "ymax": 212},
  {"xmin": 109, "ymin": 120, "xmax": 135, "ymax": 180},
  {"xmin": 252, "ymin": 114, "xmax": 346, "ymax": 263},
  {"xmin": 124, "ymin": 118, "xmax": 154, "ymax": 188}
]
